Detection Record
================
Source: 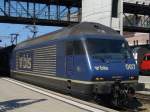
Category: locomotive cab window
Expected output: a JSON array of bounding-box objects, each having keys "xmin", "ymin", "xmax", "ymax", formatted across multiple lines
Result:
[
  {"xmin": 65, "ymin": 40, "xmax": 85, "ymax": 55},
  {"xmin": 86, "ymin": 38, "xmax": 132, "ymax": 59},
  {"xmin": 143, "ymin": 56, "xmax": 150, "ymax": 61}
]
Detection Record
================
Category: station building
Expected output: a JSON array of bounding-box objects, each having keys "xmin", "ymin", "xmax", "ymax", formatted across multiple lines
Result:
[{"xmin": 81, "ymin": 0, "xmax": 150, "ymax": 46}]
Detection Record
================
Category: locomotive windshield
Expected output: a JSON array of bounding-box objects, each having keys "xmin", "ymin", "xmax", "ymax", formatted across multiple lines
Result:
[{"xmin": 86, "ymin": 38, "xmax": 132, "ymax": 59}]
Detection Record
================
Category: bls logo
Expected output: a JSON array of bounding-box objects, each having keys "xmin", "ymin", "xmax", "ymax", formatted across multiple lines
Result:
[
  {"xmin": 18, "ymin": 52, "xmax": 32, "ymax": 70},
  {"xmin": 125, "ymin": 64, "xmax": 135, "ymax": 70}
]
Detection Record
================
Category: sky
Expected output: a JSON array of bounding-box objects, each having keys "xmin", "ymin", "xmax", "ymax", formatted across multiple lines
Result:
[
  {"xmin": 0, "ymin": 0, "xmax": 68, "ymax": 47},
  {"xmin": 0, "ymin": 23, "xmax": 61, "ymax": 47}
]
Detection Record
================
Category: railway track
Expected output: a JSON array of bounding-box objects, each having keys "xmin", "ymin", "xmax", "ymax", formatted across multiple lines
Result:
[
  {"xmin": 119, "ymin": 92, "xmax": 150, "ymax": 112},
  {"xmin": 99, "ymin": 92, "xmax": 150, "ymax": 112},
  {"xmin": 133, "ymin": 92, "xmax": 150, "ymax": 112},
  {"xmin": 136, "ymin": 93, "xmax": 150, "ymax": 102}
]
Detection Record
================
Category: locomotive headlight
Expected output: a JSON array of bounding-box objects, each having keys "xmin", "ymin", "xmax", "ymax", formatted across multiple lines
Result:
[
  {"xmin": 95, "ymin": 77, "xmax": 104, "ymax": 81},
  {"xmin": 129, "ymin": 76, "xmax": 135, "ymax": 80},
  {"xmin": 95, "ymin": 77, "xmax": 99, "ymax": 81}
]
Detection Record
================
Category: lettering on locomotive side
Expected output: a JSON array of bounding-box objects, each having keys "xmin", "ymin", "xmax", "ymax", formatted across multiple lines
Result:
[
  {"xmin": 94, "ymin": 66, "xmax": 109, "ymax": 71},
  {"xmin": 125, "ymin": 64, "xmax": 136, "ymax": 70},
  {"xmin": 18, "ymin": 52, "xmax": 32, "ymax": 70}
]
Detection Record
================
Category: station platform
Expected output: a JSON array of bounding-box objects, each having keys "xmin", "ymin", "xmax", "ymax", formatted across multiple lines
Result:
[
  {"xmin": 136, "ymin": 91, "xmax": 150, "ymax": 95},
  {"xmin": 0, "ymin": 77, "xmax": 117, "ymax": 112}
]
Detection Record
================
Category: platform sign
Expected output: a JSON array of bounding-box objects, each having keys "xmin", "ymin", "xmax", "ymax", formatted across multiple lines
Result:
[
  {"xmin": 18, "ymin": 51, "xmax": 32, "ymax": 70},
  {"xmin": 138, "ymin": 76, "xmax": 150, "ymax": 84}
]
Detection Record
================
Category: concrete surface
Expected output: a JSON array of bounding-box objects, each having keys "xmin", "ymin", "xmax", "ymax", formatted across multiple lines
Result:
[{"xmin": 0, "ymin": 78, "xmax": 91, "ymax": 112}]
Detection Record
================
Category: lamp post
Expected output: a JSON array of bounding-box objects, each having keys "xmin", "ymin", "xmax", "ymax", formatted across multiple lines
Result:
[{"xmin": 0, "ymin": 40, "xmax": 2, "ymax": 48}]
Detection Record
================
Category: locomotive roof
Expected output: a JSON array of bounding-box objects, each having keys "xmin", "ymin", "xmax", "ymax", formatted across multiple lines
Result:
[
  {"xmin": 144, "ymin": 53, "xmax": 150, "ymax": 56},
  {"xmin": 15, "ymin": 22, "xmax": 120, "ymax": 50}
]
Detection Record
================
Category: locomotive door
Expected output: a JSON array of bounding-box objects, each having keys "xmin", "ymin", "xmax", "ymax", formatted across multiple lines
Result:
[{"xmin": 65, "ymin": 41, "xmax": 74, "ymax": 78}]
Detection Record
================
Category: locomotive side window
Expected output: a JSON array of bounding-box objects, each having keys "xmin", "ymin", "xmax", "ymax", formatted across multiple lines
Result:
[
  {"xmin": 74, "ymin": 41, "xmax": 84, "ymax": 55},
  {"xmin": 65, "ymin": 40, "xmax": 85, "ymax": 55},
  {"xmin": 66, "ymin": 42, "xmax": 74, "ymax": 55}
]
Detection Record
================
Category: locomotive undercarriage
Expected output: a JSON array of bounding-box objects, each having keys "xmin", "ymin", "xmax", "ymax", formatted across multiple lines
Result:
[
  {"xmin": 11, "ymin": 72, "xmax": 142, "ymax": 110},
  {"xmin": 93, "ymin": 81, "xmax": 142, "ymax": 110}
]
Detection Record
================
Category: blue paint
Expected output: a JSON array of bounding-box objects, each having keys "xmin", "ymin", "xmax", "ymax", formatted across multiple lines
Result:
[
  {"xmin": 11, "ymin": 34, "xmax": 139, "ymax": 82},
  {"xmin": 56, "ymin": 40, "xmax": 66, "ymax": 78},
  {"xmin": 73, "ymin": 55, "xmax": 92, "ymax": 80},
  {"xmin": 91, "ymin": 58, "xmax": 138, "ymax": 81}
]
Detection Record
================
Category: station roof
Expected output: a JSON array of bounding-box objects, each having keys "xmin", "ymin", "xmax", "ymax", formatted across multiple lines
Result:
[
  {"xmin": 123, "ymin": 2, "xmax": 150, "ymax": 15},
  {"xmin": 123, "ymin": 26, "xmax": 150, "ymax": 33},
  {"xmin": 8, "ymin": 1, "xmax": 150, "ymax": 15},
  {"xmin": 8, "ymin": 0, "xmax": 82, "ymax": 7}
]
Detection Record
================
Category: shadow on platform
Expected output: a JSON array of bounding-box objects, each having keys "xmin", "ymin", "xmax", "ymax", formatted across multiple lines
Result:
[{"xmin": 0, "ymin": 98, "xmax": 47, "ymax": 112}]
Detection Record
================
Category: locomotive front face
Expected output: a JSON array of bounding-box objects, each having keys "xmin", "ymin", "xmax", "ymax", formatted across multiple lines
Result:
[{"xmin": 82, "ymin": 36, "xmax": 139, "ymax": 81}]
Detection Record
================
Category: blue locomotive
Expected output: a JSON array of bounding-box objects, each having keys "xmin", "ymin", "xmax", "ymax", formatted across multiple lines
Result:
[{"xmin": 10, "ymin": 22, "xmax": 139, "ymax": 105}]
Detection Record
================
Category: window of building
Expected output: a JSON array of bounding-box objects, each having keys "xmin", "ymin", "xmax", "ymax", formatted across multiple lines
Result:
[
  {"xmin": 146, "ymin": 40, "xmax": 149, "ymax": 44},
  {"xmin": 133, "ymin": 40, "xmax": 136, "ymax": 46},
  {"xmin": 136, "ymin": 40, "xmax": 138, "ymax": 45},
  {"xmin": 111, "ymin": 0, "xmax": 119, "ymax": 18}
]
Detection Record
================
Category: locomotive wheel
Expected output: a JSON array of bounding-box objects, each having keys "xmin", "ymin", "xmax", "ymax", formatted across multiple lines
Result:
[
  {"xmin": 110, "ymin": 81, "xmax": 127, "ymax": 107},
  {"xmin": 67, "ymin": 80, "xmax": 71, "ymax": 90},
  {"xmin": 125, "ymin": 87, "xmax": 142, "ymax": 110}
]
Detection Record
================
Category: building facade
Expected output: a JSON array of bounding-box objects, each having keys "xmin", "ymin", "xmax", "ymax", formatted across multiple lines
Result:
[{"xmin": 82, "ymin": 0, "xmax": 123, "ymax": 33}]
